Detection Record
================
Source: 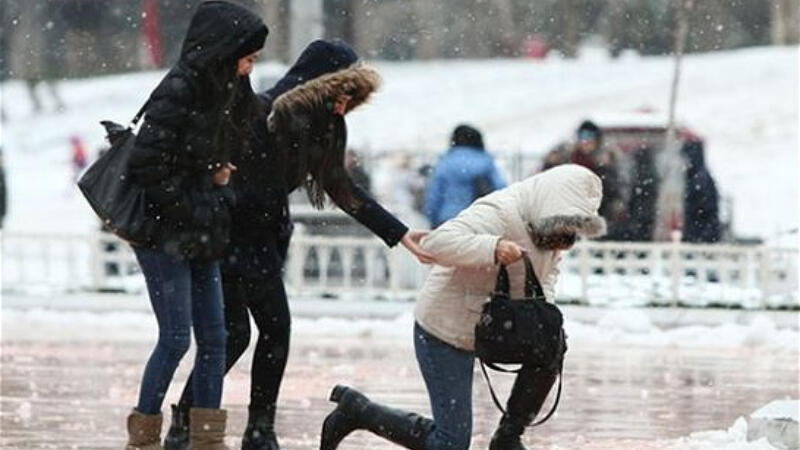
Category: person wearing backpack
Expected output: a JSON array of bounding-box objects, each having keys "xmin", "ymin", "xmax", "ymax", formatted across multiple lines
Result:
[
  {"xmin": 424, "ymin": 124, "xmax": 507, "ymax": 228},
  {"xmin": 123, "ymin": 2, "xmax": 268, "ymax": 448},
  {"xmin": 162, "ymin": 39, "xmax": 433, "ymax": 450},
  {"xmin": 320, "ymin": 164, "xmax": 606, "ymax": 450}
]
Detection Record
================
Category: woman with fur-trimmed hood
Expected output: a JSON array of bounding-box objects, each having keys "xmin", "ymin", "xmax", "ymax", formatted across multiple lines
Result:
[
  {"xmin": 321, "ymin": 164, "xmax": 606, "ymax": 450},
  {"xmin": 163, "ymin": 40, "xmax": 432, "ymax": 450}
]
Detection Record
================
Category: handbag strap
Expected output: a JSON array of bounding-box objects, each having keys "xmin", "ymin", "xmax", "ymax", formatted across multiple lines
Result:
[
  {"xmin": 483, "ymin": 361, "xmax": 523, "ymax": 374},
  {"xmin": 129, "ymin": 99, "xmax": 152, "ymax": 128},
  {"xmin": 480, "ymin": 360, "xmax": 563, "ymax": 427},
  {"xmin": 494, "ymin": 254, "xmax": 545, "ymax": 299}
]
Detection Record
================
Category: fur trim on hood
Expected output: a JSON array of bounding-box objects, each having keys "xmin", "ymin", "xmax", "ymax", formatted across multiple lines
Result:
[
  {"xmin": 508, "ymin": 164, "xmax": 607, "ymax": 240},
  {"xmin": 268, "ymin": 64, "xmax": 380, "ymax": 131},
  {"xmin": 529, "ymin": 214, "xmax": 607, "ymax": 238}
]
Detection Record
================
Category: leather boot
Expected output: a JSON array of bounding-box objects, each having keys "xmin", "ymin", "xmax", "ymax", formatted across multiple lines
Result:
[
  {"xmin": 488, "ymin": 368, "xmax": 558, "ymax": 450},
  {"xmin": 163, "ymin": 403, "xmax": 190, "ymax": 450},
  {"xmin": 189, "ymin": 408, "xmax": 229, "ymax": 450},
  {"xmin": 126, "ymin": 409, "xmax": 164, "ymax": 450},
  {"xmin": 320, "ymin": 385, "xmax": 434, "ymax": 450},
  {"xmin": 241, "ymin": 404, "xmax": 280, "ymax": 450}
]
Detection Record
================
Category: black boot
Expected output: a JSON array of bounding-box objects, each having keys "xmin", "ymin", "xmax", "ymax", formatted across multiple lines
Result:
[
  {"xmin": 320, "ymin": 385, "xmax": 434, "ymax": 450},
  {"xmin": 488, "ymin": 368, "xmax": 558, "ymax": 450},
  {"xmin": 241, "ymin": 404, "xmax": 280, "ymax": 450},
  {"xmin": 163, "ymin": 403, "xmax": 190, "ymax": 450}
]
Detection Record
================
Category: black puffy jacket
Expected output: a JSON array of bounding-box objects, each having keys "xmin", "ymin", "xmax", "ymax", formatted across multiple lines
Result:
[
  {"xmin": 682, "ymin": 140, "xmax": 722, "ymax": 243},
  {"xmin": 223, "ymin": 40, "xmax": 408, "ymax": 279},
  {"xmin": 128, "ymin": 1, "xmax": 267, "ymax": 261}
]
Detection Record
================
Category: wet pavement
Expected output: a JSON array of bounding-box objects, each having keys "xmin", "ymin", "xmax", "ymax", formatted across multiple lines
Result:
[{"xmin": 1, "ymin": 334, "xmax": 797, "ymax": 449}]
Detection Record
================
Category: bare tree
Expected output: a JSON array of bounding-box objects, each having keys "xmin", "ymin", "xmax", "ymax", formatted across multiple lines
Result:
[
  {"xmin": 654, "ymin": 0, "xmax": 692, "ymax": 241},
  {"xmin": 560, "ymin": 0, "xmax": 578, "ymax": 58},
  {"xmin": 770, "ymin": 0, "xmax": 800, "ymax": 45}
]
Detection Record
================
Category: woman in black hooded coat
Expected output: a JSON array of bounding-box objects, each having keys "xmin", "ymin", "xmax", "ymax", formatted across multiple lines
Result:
[
  {"xmin": 123, "ymin": 2, "xmax": 267, "ymax": 449},
  {"xmin": 681, "ymin": 140, "xmax": 722, "ymax": 243},
  {"xmin": 163, "ymin": 40, "xmax": 432, "ymax": 450}
]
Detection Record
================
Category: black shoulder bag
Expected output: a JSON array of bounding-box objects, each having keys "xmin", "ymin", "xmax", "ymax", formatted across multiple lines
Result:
[
  {"xmin": 474, "ymin": 255, "xmax": 566, "ymax": 425},
  {"xmin": 78, "ymin": 101, "xmax": 152, "ymax": 246}
]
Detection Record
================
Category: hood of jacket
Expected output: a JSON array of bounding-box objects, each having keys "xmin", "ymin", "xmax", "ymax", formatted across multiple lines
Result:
[
  {"xmin": 681, "ymin": 140, "xmax": 707, "ymax": 173},
  {"xmin": 179, "ymin": 1, "xmax": 268, "ymax": 68},
  {"xmin": 262, "ymin": 39, "xmax": 359, "ymax": 106},
  {"xmin": 509, "ymin": 164, "xmax": 606, "ymax": 238},
  {"xmin": 267, "ymin": 62, "xmax": 381, "ymax": 131}
]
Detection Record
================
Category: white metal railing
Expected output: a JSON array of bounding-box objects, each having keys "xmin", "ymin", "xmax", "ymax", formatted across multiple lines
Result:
[
  {"xmin": 2, "ymin": 230, "xmax": 797, "ymax": 309},
  {"xmin": 557, "ymin": 241, "xmax": 798, "ymax": 309},
  {"xmin": 283, "ymin": 228, "xmax": 426, "ymax": 300}
]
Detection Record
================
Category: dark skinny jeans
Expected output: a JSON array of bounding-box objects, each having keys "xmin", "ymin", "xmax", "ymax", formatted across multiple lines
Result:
[{"xmin": 132, "ymin": 246, "xmax": 226, "ymax": 415}]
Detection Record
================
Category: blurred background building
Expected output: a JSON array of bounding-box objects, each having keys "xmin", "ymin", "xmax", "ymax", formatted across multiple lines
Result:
[{"xmin": 1, "ymin": 0, "xmax": 798, "ymax": 79}]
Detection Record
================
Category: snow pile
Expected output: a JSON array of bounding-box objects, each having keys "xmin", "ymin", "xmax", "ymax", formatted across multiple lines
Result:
[
  {"xmin": 567, "ymin": 310, "xmax": 798, "ymax": 349},
  {"xmin": 1, "ymin": 308, "xmax": 157, "ymax": 342},
  {"xmin": 667, "ymin": 417, "xmax": 778, "ymax": 450},
  {"xmin": 4, "ymin": 307, "xmax": 797, "ymax": 349},
  {"xmin": 746, "ymin": 400, "xmax": 799, "ymax": 450},
  {"xmin": 751, "ymin": 401, "xmax": 799, "ymax": 422},
  {"xmin": 557, "ymin": 272, "xmax": 793, "ymax": 309}
]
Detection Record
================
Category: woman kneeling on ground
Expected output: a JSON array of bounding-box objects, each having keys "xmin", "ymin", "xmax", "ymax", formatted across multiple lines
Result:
[{"xmin": 320, "ymin": 164, "xmax": 607, "ymax": 450}]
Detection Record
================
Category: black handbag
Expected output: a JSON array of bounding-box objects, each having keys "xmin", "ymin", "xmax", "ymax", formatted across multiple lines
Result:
[
  {"xmin": 474, "ymin": 255, "xmax": 566, "ymax": 425},
  {"xmin": 78, "ymin": 101, "xmax": 153, "ymax": 246}
]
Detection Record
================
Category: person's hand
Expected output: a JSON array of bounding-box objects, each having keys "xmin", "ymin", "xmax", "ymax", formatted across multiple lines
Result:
[
  {"xmin": 495, "ymin": 239, "xmax": 524, "ymax": 265},
  {"xmin": 212, "ymin": 162, "xmax": 237, "ymax": 186},
  {"xmin": 333, "ymin": 94, "xmax": 352, "ymax": 116},
  {"xmin": 401, "ymin": 229, "xmax": 436, "ymax": 264}
]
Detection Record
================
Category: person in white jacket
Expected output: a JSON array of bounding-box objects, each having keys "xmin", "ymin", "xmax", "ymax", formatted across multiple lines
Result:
[{"xmin": 319, "ymin": 164, "xmax": 607, "ymax": 450}]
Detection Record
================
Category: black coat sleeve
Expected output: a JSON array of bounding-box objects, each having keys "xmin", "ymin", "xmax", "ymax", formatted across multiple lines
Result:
[
  {"xmin": 335, "ymin": 182, "xmax": 409, "ymax": 247},
  {"xmin": 129, "ymin": 75, "xmax": 195, "ymax": 222}
]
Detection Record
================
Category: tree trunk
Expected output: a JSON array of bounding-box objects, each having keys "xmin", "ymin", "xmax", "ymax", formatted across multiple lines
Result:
[
  {"xmin": 561, "ymin": 0, "xmax": 579, "ymax": 58},
  {"xmin": 770, "ymin": 0, "xmax": 787, "ymax": 45},
  {"xmin": 654, "ymin": 0, "xmax": 691, "ymax": 242}
]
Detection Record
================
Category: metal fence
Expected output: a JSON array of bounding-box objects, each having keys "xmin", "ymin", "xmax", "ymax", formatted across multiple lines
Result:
[{"xmin": 2, "ymin": 229, "xmax": 797, "ymax": 309}]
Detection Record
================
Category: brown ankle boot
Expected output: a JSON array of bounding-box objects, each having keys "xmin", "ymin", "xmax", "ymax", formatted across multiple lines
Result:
[
  {"xmin": 188, "ymin": 408, "xmax": 229, "ymax": 450},
  {"xmin": 126, "ymin": 409, "xmax": 163, "ymax": 450}
]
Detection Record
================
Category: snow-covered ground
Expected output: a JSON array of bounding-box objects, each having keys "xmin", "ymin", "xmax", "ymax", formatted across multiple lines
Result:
[
  {"xmin": 2, "ymin": 303, "xmax": 797, "ymax": 449},
  {"xmin": 4, "ymin": 301, "xmax": 797, "ymax": 348},
  {"xmin": 1, "ymin": 46, "xmax": 797, "ymax": 240},
  {"xmin": 665, "ymin": 417, "xmax": 782, "ymax": 450}
]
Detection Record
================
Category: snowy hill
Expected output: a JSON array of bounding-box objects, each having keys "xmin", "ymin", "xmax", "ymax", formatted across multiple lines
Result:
[{"xmin": 1, "ymin": 46, "xmax": 796, "ymax": 239}]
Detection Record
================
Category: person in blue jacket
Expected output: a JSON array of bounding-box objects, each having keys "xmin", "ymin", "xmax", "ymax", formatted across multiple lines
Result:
[{"xmin": 425, "ymin": 124, "xmax": 506, "ymax": 228}]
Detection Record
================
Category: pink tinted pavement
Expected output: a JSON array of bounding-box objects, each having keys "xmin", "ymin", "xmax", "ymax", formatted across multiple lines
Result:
[{"xmin": 1, "ymin": 334, "xmax": 797, "ymax": 449}]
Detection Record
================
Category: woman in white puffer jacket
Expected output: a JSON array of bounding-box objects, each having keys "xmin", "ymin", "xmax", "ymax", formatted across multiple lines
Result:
[{"xmin": 321, "ymin": 164, "xmax": 607, "ymax": 450}]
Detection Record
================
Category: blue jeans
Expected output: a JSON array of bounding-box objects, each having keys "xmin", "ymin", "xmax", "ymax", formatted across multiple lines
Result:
[
  {"xmin": 414, "ymin": 323, "xmax": 475, "ymax": 450},
  {"xmin": 133, "ymin": 247, "xmax": 226, "ymax": 414}
]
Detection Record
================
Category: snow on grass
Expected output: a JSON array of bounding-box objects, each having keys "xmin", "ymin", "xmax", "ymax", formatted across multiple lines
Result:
[{"xmin": 3, "ymin": 306, "xmax": 796, "ymax": 349}]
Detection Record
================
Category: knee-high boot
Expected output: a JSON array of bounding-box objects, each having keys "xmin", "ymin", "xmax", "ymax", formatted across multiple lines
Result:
[
  {"xmin": 241, "ymin": 404, "xmax": 280, "ymax": 450},
  {"xmin": 163, "ymin": 403, "xmax": 190, "ymax": 450},
  {"xmin": 488, "ymin": 368, "xmax": 558, "ymax": 450},
  {"xmin": 320, "ymin": 385, "xmax": 434, "ymax": 450}
]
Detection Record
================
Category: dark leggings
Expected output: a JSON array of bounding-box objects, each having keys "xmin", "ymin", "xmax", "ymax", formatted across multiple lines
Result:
[{"xmin": 177, "ymin": 273, "xmax": 291, "ymax": 411}]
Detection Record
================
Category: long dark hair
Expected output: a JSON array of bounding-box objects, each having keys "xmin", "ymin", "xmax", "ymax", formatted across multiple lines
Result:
[
  {"xmin": 304, "ymin": 114, "xmax": 359, "ymax": 210},
  {"xmin": 205, "ymin": 61, "xmax": 259, "ymax": 162},
  {"xmin": 279, "ymin": 111, "xmax": 358, "ymax": 210}
]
